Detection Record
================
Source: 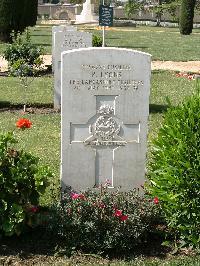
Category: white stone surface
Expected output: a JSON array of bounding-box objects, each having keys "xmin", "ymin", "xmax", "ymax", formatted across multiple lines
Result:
[
  {"xmin": 52, "ymin": 25, "xmax": 77, "ymax": 72},
  {"xmin": 54, "ymin": 30, "xmax": 92, "ymax": 108},
  {"xmin": 61, "ymin": 47, "xmax": 151, "ymax": 191},
  {"xmin": 75, "ymin": 0, "xmax": 98, "ymax": 24}
]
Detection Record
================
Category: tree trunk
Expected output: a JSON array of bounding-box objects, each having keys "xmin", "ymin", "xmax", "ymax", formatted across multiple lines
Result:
[{"xmin": 156, "ymin": 0, "xmax": 162, "ymax": 26}]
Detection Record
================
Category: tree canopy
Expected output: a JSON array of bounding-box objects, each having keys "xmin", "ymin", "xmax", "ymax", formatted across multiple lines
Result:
[
  {"xmin": 179, "ymin": 0, "xmax": 196, "ymax": 35},
  {"xmin": 0, "ymin": 0, "xmax": 38, "ymax": 42}
]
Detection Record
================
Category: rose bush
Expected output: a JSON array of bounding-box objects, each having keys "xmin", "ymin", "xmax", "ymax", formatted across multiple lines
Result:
[{"xmin": 49, "ymin": 187, "xmax": 162, "ymax": 255}]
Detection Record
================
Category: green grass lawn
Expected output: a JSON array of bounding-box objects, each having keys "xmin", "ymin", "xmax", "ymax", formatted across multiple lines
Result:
[{"xmin": 1, "ymin": 25, "xmax": 200, "ymax": 61}]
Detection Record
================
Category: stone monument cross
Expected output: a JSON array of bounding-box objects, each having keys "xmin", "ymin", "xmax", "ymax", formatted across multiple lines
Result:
[
  {"xmin": 70, "ymin": 95, "xmax": 140, "ymax": 187},
  {"xmin": 61, "ymin": 47, "xmax": 151, "ymax": 191}
]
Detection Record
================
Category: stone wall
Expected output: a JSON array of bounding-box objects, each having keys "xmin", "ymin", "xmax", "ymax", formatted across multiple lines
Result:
[
  {"xmin": 38, "ymin": 4, "xmax": 200, "ymax": 23},
  {"xmin": 38, "ymin": 4, "xmax": 77, "ymax": 20}
]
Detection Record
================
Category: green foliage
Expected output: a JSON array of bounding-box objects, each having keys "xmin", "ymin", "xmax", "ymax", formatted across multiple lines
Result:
[
  {"xmin": 148, "ymin": 92, "xmax": 200, "ymax": 248},
  {"xmin": 0, "ymin": 0, "xmax": 38, "ymax": 42},
  {"xmin": 179, "ymin": 0, "xmax": 196, "ymax": 35},
  {"xmin": 49, "ymin": 187, "xmax": 161, "ymax": 255},
  {"xmin": 0, "ymin": 0, "xmax": 13, "ymax": 42},
  {"xmin": 3, "ymin": 31, "xmax": 44, "ymax": 77},
  {"xmin": 68, "ymin": 0, "xmax": 83, "ymax": 4},
  {"xmin": 92, "ymin": 34, "xmax": 103, "ymax": 47},
  {"xmin": 149, "ymin": 0, "xmax": 181, "ymax": 26},
  {"xmin": 0, "ymin": 132, "xmax": 52, "ymax": 236},
  {"xmin": 124, "ymin": 0, "xmax": 141, "ymax": 18}
]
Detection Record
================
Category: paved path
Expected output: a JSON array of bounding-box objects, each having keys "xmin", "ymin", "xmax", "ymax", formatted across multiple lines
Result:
[{"xmin": 1, "ymin": 55, "xmax": 200, "ymax": 73}]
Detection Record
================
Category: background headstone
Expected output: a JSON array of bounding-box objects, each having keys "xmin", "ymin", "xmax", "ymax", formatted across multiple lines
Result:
[
  {"xmin": 52, "ymin": 25, "xmax": 77, "ymax": 72},
  {"xmin": 61, "ymin": 47, "xmax": 151, "ymax": 191},
  {"xmin": 54, "ymin": 31, "xmax": 92, "ymax": 108}
]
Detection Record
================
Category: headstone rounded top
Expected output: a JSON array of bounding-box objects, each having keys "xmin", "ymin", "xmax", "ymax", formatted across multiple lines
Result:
[
  {"xmin": 61, "ymin": 46, "xmax": 152, "ymax": 191},
  {"xmin": 62, "ymin": 47, "xmax": 152, "ymax": 58}
]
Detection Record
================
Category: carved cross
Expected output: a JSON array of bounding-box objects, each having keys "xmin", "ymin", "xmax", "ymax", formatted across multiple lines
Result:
[{"xmin": 70, "ymin": 95, "xmax": 140, "ymax": 188}]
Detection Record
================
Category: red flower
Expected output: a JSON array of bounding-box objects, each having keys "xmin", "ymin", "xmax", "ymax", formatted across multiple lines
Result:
[
  {"xmin": 71, "ymin": 193, "xmax": 80, "ymax": 200},
  {"xmin": 29, "ymin": 206, "xmax": 39, "ymax": 213},
  {"xmin": 153, "ymin": 197, "xmax": 159, "ymax": 204},
  {"xmin": 16, "ymin": 118, "xmax": 32, "ymax": 129},
  {"xmin": 176, "ymin": 72, "xmax": 194, "ymax": 80},
  {"xmin": 114, "ymin": 209, "xmax": 123, "ymax": 217},
  {"xmin": 120, "ymin": 215, "xmax": 128, "ymax": 221},
  {"xmin": 71, "ymin": 192, "xmax": 85, "ymax": 200},
  {"xmin": 78, "ymin": 194, "xmax": 85, "ymax": 200}
]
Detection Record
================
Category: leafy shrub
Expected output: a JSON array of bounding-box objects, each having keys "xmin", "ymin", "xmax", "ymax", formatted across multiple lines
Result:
[
  {"xmin": 3, "ymin": 30, "xmax": 44, "ymax": 76},
  {"xmin": 92, "ymin": 34, "xmax": 103, "ymax": 47},
  {"xmin": 49, "ymin": 187, "xmax": 161, "ymax": 255},
  {"xmin": 148, "ymin": 93, "xmax": 200, "ymax": 248},
  {"xmin": 0, "ymin": 132, "xmax": 52, "ymax": 236}
]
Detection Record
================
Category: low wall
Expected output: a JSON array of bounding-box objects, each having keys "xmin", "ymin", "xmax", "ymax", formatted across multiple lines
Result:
[{"xmin": 38, "ymin": 4, "xmax": 200, "ymax": 23}]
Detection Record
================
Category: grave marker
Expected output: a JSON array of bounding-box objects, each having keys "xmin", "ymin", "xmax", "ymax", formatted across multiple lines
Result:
[
  {"xmin": 52, "ymin": 25, "xmax": 77, "ymax": 72},
  {"xmin": 54, "ymin": 31, "xmax": 92, "ymax": 108},
  {"xmin": 61, "ymin": 48, "xmax": 151, "ymax": 191}
]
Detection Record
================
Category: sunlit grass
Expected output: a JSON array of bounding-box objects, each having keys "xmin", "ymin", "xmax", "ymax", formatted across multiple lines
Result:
[{"xmin": 0, "ymin": 25, "xmax": 200, "ymax": 61}]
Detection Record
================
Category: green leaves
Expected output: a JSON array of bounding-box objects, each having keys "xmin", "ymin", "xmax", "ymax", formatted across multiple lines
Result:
[
  {"xmin": 92, "ymin": 34, "xmax": 103, "ymax": 47},
  {"xmin": 0, "ymin": 132, "xmax": 52, "ymax": 236},
  {"xmin": 3, "ymin": 30, "xmax": 44, "ymax": 77},
  {"xmin": 148, "ymin": 93, "xmax": 200, "ymax": 248}
]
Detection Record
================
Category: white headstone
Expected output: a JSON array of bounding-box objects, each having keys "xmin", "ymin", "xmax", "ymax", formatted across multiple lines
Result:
[
  {"xmin": 61, "ymin": 48, "xmax": 151, "ymax": 191},
  {"xmin": 52, "ymin": 25, "xmax": 77, "ymax": 73},
  {"xmin": 54, "ymin": 31, "xmax": 92, "ymax": 108}
]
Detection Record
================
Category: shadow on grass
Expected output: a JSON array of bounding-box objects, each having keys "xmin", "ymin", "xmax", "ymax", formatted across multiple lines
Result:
[
  {"xmin": 32, "ymin": 33, "xmax": 51, "ymax": 37},
  {"xmin": 150, "ymin": 104, "xmax": 169, "ymax": 113},
  {"xmin": 0, "ymin": 101, "xmax": 54, "ymax": 112},
  {"xmin": 0, "ymin": 228, "xmax": 169, "ymax": 263},
  {"xmin": 0, "ymin": 228, "xmax": 58, "ymax": 258},
  {"xmin": 0, "ymin": 102, "xmax": 168, "ymax": 114},
  {"xmin": 34, "ymin": 43, "xmax": 51, "ymax": 47}
]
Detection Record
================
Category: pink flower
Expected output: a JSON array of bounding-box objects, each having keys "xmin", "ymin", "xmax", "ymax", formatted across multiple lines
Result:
[
  {"xmin": 120, "ymin": 215, "xmax": 128, "ymax": 221},
  {"xmin": 71, "ymin": 192, "xmax": 85, "ymax": 200},
  {"xmin": 153, "ymin": 197, "xmax": 159, "ymax": 204},
  {"xmin": 114, "ymin": 209, "xmax": 123, "ymax": 217},
  {"xmin": 71, "ymin": 193, "xmax": 80, "ymax": 200}
]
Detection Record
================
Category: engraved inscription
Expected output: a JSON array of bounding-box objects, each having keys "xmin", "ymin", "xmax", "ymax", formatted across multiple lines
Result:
[
  {"xmin": 69, "ymin": 64, "xmax": 144, "ymax": 91},
  {"xmin": 62, "ymin": 38, "xmax": 88, "ymax": 48}
]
